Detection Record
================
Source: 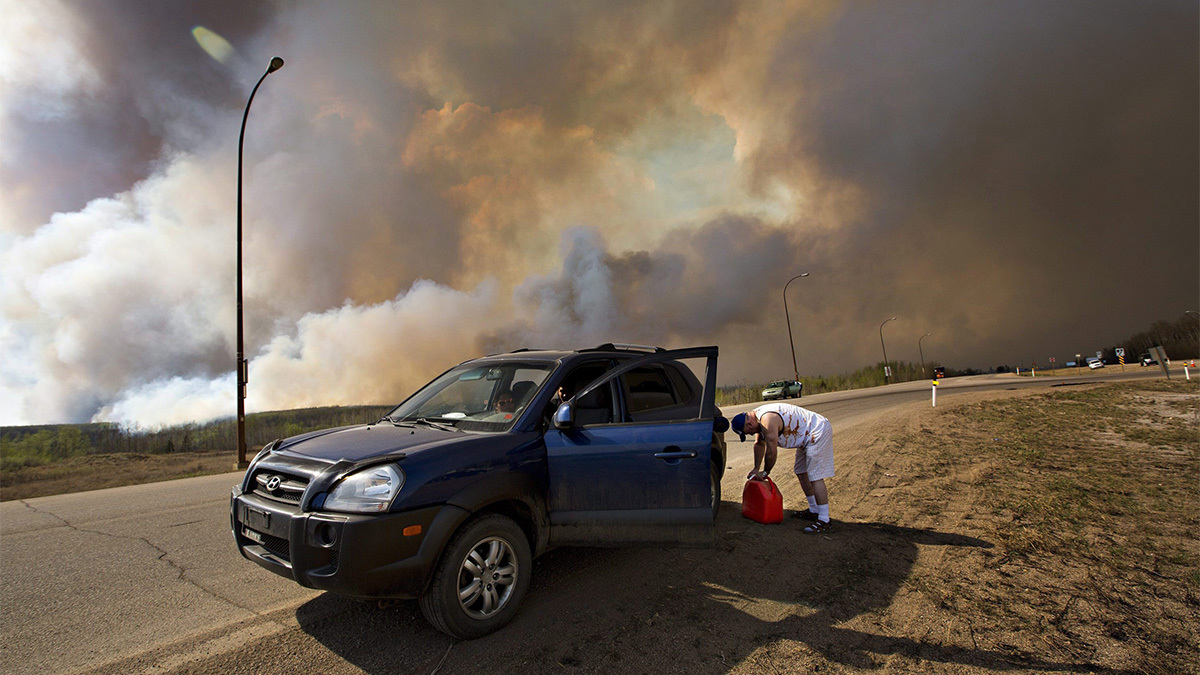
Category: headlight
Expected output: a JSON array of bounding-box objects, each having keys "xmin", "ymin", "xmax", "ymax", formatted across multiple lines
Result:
[{"xmin": 324, "ymin": 465, "xmax": 405, "ymax": 513}]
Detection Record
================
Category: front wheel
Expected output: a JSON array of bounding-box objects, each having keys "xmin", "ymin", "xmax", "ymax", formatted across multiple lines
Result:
[{"xmin": 419, "ymin": 514, "xmax": 531, "ymax": 639}]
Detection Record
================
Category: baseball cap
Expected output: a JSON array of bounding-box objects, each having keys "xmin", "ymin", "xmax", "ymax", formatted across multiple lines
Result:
[{"xmin": 730, "ymin": 412, "xmax": 748, "ymax": 441}]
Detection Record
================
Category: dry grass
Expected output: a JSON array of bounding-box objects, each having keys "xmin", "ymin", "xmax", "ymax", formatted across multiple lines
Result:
[
  {"xmin": 0, "ymin": 450, "xmax": 237, "ymax": 501},
  {"xmin": 878, "ymin": 379, "xmax": 1200, "ymax": 674}
]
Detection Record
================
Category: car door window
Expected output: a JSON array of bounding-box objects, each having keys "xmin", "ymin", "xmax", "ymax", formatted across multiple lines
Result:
[
  {"xmin": 545, "ymin": 361, "xmax": 616, "ymax": 426},
  {"xmin": 622, "ymin": 366, "xmax": 677, "ymax": 413},
  {"xmin": 620, "ymin": 362, "xmax": 704, "ymax": 423}
]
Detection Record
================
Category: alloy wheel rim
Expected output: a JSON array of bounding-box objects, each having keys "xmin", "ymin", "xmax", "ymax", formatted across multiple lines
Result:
[{"xmin": 457, "ymin": 536, "xmax": 518, "ymax": 619}]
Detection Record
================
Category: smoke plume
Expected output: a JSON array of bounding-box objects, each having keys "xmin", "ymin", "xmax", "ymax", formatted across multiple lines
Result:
[{"xmin": 1, "ymin": 0, "xmax": 1195, "ymax": 426}]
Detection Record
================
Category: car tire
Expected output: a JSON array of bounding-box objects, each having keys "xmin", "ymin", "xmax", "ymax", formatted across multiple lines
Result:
[{"xmin": 419, "ymin": 514, "xmax": 531, "ymax": 640}]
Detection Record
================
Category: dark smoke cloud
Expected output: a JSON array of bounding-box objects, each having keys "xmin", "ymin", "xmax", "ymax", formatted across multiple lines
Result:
[
  {"xmin": 753, "ymin": 1, "xmax": 1198, "ymax": 363},
  {"xmin": 1, "ymin": 0, "xmax": 1195, "ymax": 426}
]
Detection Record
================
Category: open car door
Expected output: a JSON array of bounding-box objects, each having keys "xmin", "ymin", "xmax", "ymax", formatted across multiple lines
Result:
[{"xmin": 545, "ymin": 346, "xmax": 718, "ymax": 547}]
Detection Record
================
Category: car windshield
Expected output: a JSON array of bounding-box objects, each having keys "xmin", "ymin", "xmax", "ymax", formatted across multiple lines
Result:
[
  {"xmin": 768, "ymin": 381, "xmax": 786, "ymax": 387},
  {"xmin": 384, "ymin": 361, "xmax": 553, "ymax": 432}
]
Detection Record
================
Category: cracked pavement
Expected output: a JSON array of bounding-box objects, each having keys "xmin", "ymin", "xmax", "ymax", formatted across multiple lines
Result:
[{"xmin": 0, "ymin": 472, "xmax": 319, "ymax": 675}]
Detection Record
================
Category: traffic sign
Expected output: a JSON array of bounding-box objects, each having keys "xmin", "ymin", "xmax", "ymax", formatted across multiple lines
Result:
[{"xmin": 1115, "ymin": 348, "xmax": 1125, "ymax": 356}]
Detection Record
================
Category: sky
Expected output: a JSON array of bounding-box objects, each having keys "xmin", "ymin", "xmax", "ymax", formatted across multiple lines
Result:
[{"xmin": 1, "ymin": 0, "xmax": 1196, "ymax": 428}]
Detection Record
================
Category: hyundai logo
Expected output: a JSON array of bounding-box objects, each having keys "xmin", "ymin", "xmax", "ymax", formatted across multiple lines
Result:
[{"xmin": 265, "ymin": 476, "xmax": 282, "ymax": 491}]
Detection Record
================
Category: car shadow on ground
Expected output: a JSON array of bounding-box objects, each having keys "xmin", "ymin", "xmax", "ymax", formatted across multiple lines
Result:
[{"xmin": 294, "ymin": 504, "xmax": 1136, "ymax": 674}]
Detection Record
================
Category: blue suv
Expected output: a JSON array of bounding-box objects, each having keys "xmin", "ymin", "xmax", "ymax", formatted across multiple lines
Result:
[{"xmin": 231, "ymin": 344, "xmax": 726, "ymax": 638}]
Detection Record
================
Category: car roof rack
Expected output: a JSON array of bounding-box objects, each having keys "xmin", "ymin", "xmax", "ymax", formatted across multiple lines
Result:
[{"xmin": 580, "ymin": 343, "xmax": 664, "ymax": 354}]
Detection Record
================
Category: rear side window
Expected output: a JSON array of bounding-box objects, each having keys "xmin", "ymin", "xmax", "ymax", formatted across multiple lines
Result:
[{"xmin": 623, "ymin": 366, "xmax": 679, "ymax": 413}]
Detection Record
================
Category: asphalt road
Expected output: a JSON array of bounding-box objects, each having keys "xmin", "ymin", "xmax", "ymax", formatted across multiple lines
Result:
[{"xmin": 0, "ymin": 366, "xmax": 1178, "ymax": 674}]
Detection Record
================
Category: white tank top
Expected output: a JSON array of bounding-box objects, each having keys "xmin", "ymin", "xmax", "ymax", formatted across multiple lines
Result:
[{"xmin": 754, "ymin": 403, "xmax": 826, "ymax": 449}]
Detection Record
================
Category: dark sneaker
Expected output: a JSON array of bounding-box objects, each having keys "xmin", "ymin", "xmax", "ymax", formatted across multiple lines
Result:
[
  {"xmin": 802, "ymin": 519, "xmax": 832, "ymax": 534},
  {"xmin": 791, "ymin": 509, "xmax": 819, "ymax": 521}
]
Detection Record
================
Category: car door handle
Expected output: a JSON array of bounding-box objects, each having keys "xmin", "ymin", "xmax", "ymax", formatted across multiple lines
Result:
[{"xmin": 654, "ymin": 449, "xmax": 697, "ymax": 460}]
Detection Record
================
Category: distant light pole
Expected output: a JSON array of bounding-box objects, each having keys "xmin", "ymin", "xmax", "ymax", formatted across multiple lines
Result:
[
  {"xmin": 919, "ymin": 333, "xmax": 932, "ymax": 378},
  {"xmin": 879, "ymin": 316, "xmax": 897, "ymax": 384},
  {"xmin": 783, "ymin": 273, "xmax": 810, "ymax": 381},
  {"xmin": 236, "ymin": 56, "xmax": 284, "ymax": 469}
]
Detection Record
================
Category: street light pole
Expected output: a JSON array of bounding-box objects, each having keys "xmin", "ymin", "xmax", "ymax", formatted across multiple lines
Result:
[
  {"xmin": 879, "ymin": 316, "xmax": 897, "ymax": 384},
  {"xmin": 919, "ymin": 333, "xmax": 932, "ymax": 378},
  {"xmin": 783, "ymin": 272, "xmax": 810, "ymax": 382},
  {"xmin": 236, "ymin": 56, "xmax": 284, "ymax": 470}
]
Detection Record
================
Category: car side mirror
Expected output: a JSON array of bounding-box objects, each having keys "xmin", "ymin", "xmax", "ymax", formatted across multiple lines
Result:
[{"xmin": 553, "ymin": 402, "xmax": 575, "ymax": 429}]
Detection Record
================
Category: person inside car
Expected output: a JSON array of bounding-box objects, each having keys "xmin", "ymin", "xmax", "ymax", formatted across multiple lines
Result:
[{"xmin": 494, "ymin": 390, "xmax": 516, "ymax": 414}]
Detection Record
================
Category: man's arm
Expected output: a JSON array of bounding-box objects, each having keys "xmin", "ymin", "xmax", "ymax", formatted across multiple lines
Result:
[
  {"xmin": 748, "ymin": 415, "xmax": 782, "ymax": 478},
  {"xmin": 750, "ymin": 437, "xmax": 766, "ymax": 479},
  {"xmin": 762, "ymin": 427, "xmax": 779, "ymax": 476}
]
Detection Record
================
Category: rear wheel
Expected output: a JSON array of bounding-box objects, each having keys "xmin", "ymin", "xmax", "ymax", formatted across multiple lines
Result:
[{"xmin": 419, "ymin": 514, "xmax": 531, "ymax": 639}]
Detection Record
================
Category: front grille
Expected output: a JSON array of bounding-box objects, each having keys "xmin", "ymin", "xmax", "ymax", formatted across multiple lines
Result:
[
  {"xmin": 257, "ymin": 531, "xmax": 291, "ymax": 562},
  {"xmin": 250, "ymin": 470, "xmax": 309, "ymax": 504}
]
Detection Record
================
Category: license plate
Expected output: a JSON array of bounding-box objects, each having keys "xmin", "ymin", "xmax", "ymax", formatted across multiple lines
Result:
[{"xmin": 242, "ymin": 505, "xmax": 271, "ymax": 531}]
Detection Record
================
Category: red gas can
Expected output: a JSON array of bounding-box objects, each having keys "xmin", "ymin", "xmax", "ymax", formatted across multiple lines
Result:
[{"xmin": 742, "ymin": 476, "xmax": 783, "ymax": 524}]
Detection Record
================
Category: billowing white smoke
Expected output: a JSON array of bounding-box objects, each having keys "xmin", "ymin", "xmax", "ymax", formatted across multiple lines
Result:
[
  {"xmin": 95, "ymin": 278, "xmax": 504, "ymax": 426},
  {"xmin": 2, "ymin": 1, "xmax": 1195, "ymax": 428},
  {"xmin": 2, "ymin": 155, "xmax": 238, "ymax": 425}
]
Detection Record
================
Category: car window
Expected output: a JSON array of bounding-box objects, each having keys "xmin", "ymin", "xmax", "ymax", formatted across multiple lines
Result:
[
  {"xmin": 618, "ymin": 359, "xmax": 705, "ymax": 423},
  {"xmin": 665, "ymin": 366, "xmax": 694, "ymax": 402},
  {"xmin": 387, "ymin": 361, "xmax": 552, "ymax": 431},
  {"xmin": 622, "ymin": 366, "xmax": 679, "ymax": 413},
  {"xmin": 545, "ymin": 361, "xmax": 617, "ymax": 425}
]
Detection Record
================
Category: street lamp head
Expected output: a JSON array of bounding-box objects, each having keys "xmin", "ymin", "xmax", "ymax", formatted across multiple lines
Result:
[
  {"xmin": 268, "ymin": 57, "xmax": 285, "ymax": 73},
  {"xmin": 800, "ymin": 272, "xmax": 810, "ymax": 277}
]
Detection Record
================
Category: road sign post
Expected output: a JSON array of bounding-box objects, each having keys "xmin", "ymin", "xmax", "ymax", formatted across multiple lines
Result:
[
  {"xmin": 1116, "ymin": 347, "xmax": 1125, "ymax": 372},
  {"xmin": 1149, "ymin": 346, "xmax": 1170, "ymax": 380}
]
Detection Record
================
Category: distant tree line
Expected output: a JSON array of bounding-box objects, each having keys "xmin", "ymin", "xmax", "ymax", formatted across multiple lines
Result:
[
  {"xmin": 1108, "ymin": 313, "xmax": 1200, "ymax": 363},
  {"xmin": 9, "ymin": 314, "xmax": 1196, "ymax": 471},
  {"xmin": 1, "ymin": 405, "xmax": 391, "ymax": 470}
]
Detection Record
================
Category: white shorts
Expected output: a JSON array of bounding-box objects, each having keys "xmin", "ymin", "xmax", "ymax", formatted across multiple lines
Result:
[{"xmin": 793, "ymin": 418, "xmax": 834, "ymax": 480}]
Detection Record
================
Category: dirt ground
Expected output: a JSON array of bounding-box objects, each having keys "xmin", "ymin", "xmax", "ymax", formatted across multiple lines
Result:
[{"xmin": 152, "ymin": 380, "xmax": 1197, "ymax": 675}]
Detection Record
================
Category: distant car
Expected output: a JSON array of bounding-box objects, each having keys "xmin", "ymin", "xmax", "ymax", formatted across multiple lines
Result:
[
  {"xmin": 761, "ymin": 380, "xmax": 802, "ymax": 400},
  {"xmin": 1139, "ymin": 353, "xmax": 1158, "ymax": 366},
  {"xmin": 1086, "ymin": 357, "xmax": 1105, "ymax": 370}
]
